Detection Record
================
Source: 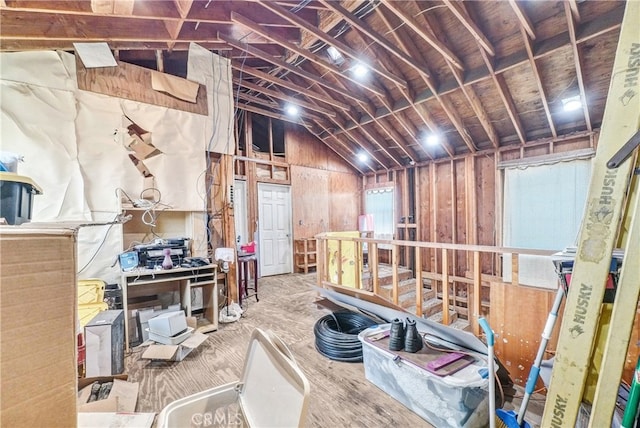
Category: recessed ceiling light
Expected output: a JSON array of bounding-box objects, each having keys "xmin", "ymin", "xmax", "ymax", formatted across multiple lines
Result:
[
  {"xmin": 426, "ymin": 134, "xmax": 440, "ymax": 146},
  {"xmin": 285, "ymin": 105, "xmax": 299, "ymax": 116},
  {"xmin": 562, "ymin": 95, "xmax": 582, "ymax": 112},
  {"xmin": 357, "ymin": 152, "xmax": 368, "ymax": 162},
  {"xmin": 352, "ymin": 63, "xmax": 369, "ymax": 78},
  {"xmin": 326, "ymin": 46, "xmax": 344, "ymax": 65}
]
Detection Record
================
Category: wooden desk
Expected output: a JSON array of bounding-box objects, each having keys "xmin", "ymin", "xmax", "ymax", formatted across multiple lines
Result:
[{"xmin": 121, "ymin": 264, "xmax": 217, "ymax": 349}]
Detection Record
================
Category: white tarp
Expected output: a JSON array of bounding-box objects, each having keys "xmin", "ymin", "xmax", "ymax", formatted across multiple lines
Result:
[
  {"xmin": 0, "ymin": 50, "xmax": 215, "ymax": 283},
  {"xmin": 187, "ymin": 43, "xmax": 235, "ymax": 155}
]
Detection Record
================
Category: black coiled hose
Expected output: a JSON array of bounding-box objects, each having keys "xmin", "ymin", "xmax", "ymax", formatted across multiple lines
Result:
[{"xmin": 313, "ymin": 312, "xmax": 377, "ymax": 362}]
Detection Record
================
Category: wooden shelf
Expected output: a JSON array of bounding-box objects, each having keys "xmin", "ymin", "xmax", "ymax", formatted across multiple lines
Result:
[{"xmin": 294, "ymin": 238, "xmax": 317, "ymax": 274}]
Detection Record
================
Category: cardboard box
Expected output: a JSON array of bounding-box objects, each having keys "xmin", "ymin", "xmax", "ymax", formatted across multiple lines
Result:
[
  {"xmin": 77, "ymin": 375, "xmax": 137, "ymax": 413},
  {"xmin": 0, "ymin": 227, "xmax": 78, "ymax": 427},
  {"xmin": 142, "ymin": 331, "xmax": 208, "ymax": 361},
  {"xmin": 85, "ymin": 310, "xmax": 124, "ymax": 377}
]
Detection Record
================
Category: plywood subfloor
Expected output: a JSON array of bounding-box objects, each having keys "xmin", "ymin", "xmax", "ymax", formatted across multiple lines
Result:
[{"xmin": 125, "ymin": 273, "xmax": 546, "ymax": 427}]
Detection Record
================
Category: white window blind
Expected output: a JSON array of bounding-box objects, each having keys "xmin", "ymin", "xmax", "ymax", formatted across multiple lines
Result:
[
  {"xmin": 365, "ymin": 188, "xmax": 394, "ymax": 242},
  {"xmin": 503, "ymin": 158, "xmax": 592, "ymax": 288}
]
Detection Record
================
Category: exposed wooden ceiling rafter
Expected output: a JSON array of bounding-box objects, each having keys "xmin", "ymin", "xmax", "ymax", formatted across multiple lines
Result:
[
  {"xmin": 478, "ymin": 46, "xmax": 527, "ymax": 145},
  {"xmin": 318, "ymin": 0, "xmax": 429, "ymax": 81},
  {"xmin": 564, "ymin": 2, "xmax": 592, "ymax": 131},
  {"xmin": 258, "ymin": 1, "xmax": 408, "ymax": 90},
  {"xmin": 418, "ymin": 5, "xmax": 492, "ymax": 150},
  {"xmin": 220, "ymin": 32, "xmax": 369, "ymax": 106},
  {"xmin": 230, "ymin": 59, "xmax": 351, "ymax": 111},
  {"xmin": 233, "ymin": 76, "xmax": 337, "ymax": 117},
  {"xmin": 520, "ymin": 26, "xmax": 558, "ymax": 138},
  {"xmin": 508, "ymin": 0, "xmax": 536, "ymax": 40},
  {"xmin": 0, "ymin": 0, "xmax": 624, "ymax": 171},
  {"xmin": 383, "ymin": 1, "xmax": 464, "ymax": 70},
  {"xmin": 230, "ymin": 11, "xmax": 386, "ymax": 97},
  {"xmin": 442, "ymin": 0, "xmax": 495, "ymax": 56}
]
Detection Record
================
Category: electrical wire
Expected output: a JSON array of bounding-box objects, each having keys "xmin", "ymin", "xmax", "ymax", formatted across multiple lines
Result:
[
  {"xmin": 77, "ymin": 213, "xmax": 120, "ymax": 274},
  {"xmin": 313, "ymin": 312, "xmax": 377, "ymax": 362}
]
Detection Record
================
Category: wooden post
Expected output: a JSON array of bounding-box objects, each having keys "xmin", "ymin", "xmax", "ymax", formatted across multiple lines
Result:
[
  {"xmin": 371, "ymin": 242, "xmax": 379, "ymax": 295},
  {"xmin": 442, "ymin": 248, "xmax": 450, "ymax": 325},
  {"xmin": 415, "ymin": 247, "xmax": 423, "ymax": 317},
  {"xmin": 392, "ymin": 244, "xmax": 399, "ymax": 305},
  {"xmin": 511, "ymin": 253, "xmax": 519, "ymax": 286},
  {"xmin": 472, "ymin": 251, "xmax": 481, "ymax": 335}
]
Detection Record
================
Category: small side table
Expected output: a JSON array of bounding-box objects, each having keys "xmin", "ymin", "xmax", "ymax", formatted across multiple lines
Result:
[{"xmin": 237, "ymin": 253, "xmax": 259, "ymax": 306}]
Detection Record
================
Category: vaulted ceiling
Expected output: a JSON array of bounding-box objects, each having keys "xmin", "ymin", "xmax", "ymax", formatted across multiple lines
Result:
[{"xmin": 0, "ymin": 1, "xmax": 626, "ymax": 173}]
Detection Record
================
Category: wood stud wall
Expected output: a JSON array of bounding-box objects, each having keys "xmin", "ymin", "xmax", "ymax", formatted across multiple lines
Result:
[{"xmin": 363, "ymin": 133, "xmax": 640, "ymax": 385}]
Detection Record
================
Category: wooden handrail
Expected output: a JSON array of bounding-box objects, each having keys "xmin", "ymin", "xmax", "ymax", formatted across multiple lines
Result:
[{"xmin": 315, "ymin": 233, "xmax": 558, "ymax": 332}]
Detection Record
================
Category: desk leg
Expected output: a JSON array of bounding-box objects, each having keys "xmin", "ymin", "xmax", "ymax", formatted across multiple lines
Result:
[{"xmin": 253, "ymin": 258, "xmax": 259, "ymax": 302}]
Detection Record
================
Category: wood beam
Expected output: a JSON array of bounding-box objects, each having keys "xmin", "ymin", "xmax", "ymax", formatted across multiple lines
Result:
[
  {"xmin": 233, "ymin": 77, "xmax": 337, "ymax": 117},
  {"xmin": 564, "ymin": 2, "xmax": 592, "ymax": 131},
  {"xmin": 220, "ymin": 32, "xmax": 369, "ymax": 105},
  {"xmin": 568, "ymin": 0, "xmax": 581, "ymax": 23},
  {"xmin": 442, "ymin": 0, "xmax": 495, "ymax": 56},
  {"xmin": 421, "ymin": 13, "xmax": 495, "ymax": 149},
  {"xmin": 521, "ymin": 27, "xmax": 557, "ymax": 138},
  {"xmin": 235, "ymin": 92, "xmax": 324, "ymax": 122},
  {"xmin": 230, "ymin": 60, "xmax": 351, "ymax": 111},
  {"xmin": 478, "ymin": 46, "xmax": 527, "ymax": 144},
  {"xmin": 319, "ymin": 0, "xmax": 429, "ymax": 81},
  {"xmin": 508, "ymin": 0, "xmax": 536, "ymax": 40},
  {"xmin": 345, "ymin": 29, "xmax": 423, "ymax": 162},
  {"xmin": 230, "ymin": 11, "xmax": 386, "ymax": 97},
  {"xmin": 312, "ymin": 122, "xmax": 375, "ymax": 173},
  {"xmin": 258, "ymin": 1, "xmax": 408, "ymax": 90},
  {"xmin": 383, "ymin": 1, "xmax": 464, "ymax": 70},
  {"xmin": 284, "ymin": 71, "xmax": 399, "ymax": 168},
  {"xmin": 329, "ymin": 6, "xmax": 617, "ymax": 144},
  {"xmin": 341, "ymin": 113, "xmax": 404, "ymax": 168},
  {"xmin": 155, "ymin": 49, "xmax": 163, "ymax": 72},
  {"xmin": 374, "ymin": 7, "xmax": 446, "ymax": 159}
]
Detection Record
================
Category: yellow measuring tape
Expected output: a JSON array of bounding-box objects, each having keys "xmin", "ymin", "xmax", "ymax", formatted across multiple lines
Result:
[{"xmin": 541, "ymin": 1, "xmax": 640, "ymax": 426}]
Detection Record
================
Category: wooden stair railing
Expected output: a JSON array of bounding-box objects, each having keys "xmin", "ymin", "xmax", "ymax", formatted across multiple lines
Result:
[{"xmin": 315, "ymin": 233, "xmax": 556, "ymax": 336}]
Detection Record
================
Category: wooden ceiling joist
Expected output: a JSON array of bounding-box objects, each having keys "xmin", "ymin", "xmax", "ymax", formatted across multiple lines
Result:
[
  {"xmin": 508, "ymin": 0, "xmax": 536, "ymax": 40},
  {"xmin": 258, "ymin": 1, "xmax": 408, "ymax": 91},
  {"xmin": 231, "ymin": 59, "xmax": 351, "ymax": 111},
  {"xmin": 319, "ymin": 0, "xmax": 429, "ymax": 81},
  {"xmin": 521, "ymin": 27, "xmax": 558, "ymax": 138},
  {"xmin": 230, "ymin": 11, "xmax": 386, "ymax": 98},
  {"xmin": 564, "ymin": 2, "xmax": 592, "ymax": 132},
  {"xmin": 383, "ymin": 1, "xmax": 464, "ymax": 71},
  {"xmin": 442, "ymin": 0, "xmax": 495, "ymax": 57},
  {"xmin": 220, "ymin": 32, "xmax": 369, "ymax": 106},
  {"xmin": 479, "ymin": 47, "xmax": 527, "ymax": 145},
  {"xmin": 233, "ymin": 77, "xmax": 337, "ymax": 117}
]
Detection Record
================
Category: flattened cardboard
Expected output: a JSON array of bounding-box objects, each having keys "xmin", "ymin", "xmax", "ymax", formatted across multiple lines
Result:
[
  {"xmin": 151, "ymin": 71, "xmax": 199, "ymax": 103},
  {"xmin": 78, "ymin": 412, "xmax": 155, "ymax": 428},
  {"xmin": 128, "ymin": 154, "xmax": 153, "ymax": 178},
  {"xmin": 141, "ymin": 332, "xmax": 208, "ymax": 361},
  {"xmin": 127, "ymin": 135, "xmax": 162, "ymax": 160}
]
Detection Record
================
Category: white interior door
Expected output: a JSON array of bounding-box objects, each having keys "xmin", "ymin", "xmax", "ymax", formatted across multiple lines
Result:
[
  {"xmin": 257, "ymin": 183, "xmax": 292, "ymax": 276},
  {"xmin": 233, "ymin": 180, "xmax": 249, "ymax": 248}
]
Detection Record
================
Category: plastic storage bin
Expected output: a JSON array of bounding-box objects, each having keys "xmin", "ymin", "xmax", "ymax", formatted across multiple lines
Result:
[
  {"xmin": 0, "ymin": 172, "xmax": 42, "ymax": 225},
  {"xmin": 78, "ymin": 279, "xmax": 106, "ymax": 305},
  {"xmin": 359, "ymin": 324, "xmax": 490, "ymax": 428},
  {"xmin": 157, "ymin": 328, "xmax": 310, "ymax": 428},
  {"xmin": 79, "ymin": 302, "xmax": 109, "ymax": 327}
]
